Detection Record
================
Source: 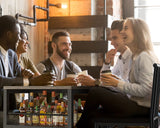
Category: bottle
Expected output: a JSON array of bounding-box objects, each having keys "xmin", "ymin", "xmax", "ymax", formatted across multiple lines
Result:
[
  {"xmin": 64, "ymin": 101, "xmax": 68, "ymax": 126},
  {"xmin": 59, "ymin": 93, "xmax": 63, "ymax": 103},
  {"xmin": 46, "ymin": 105, "xmax": 52, "ymax": 126},
  {"xmin": 73, "ymin": 100, "xmax": 78, "ymax": 126},
  {"xmin": 77, "ymin": 98, "xmax": 83, "ymax": 121},
  {"xmin": 35, "ymin": 96, "xmax": 40, "ymax": 111},
  {"xmin": 59, "ymin": 101, "xmax": 65, "ymax": 126},
  {"xmin": 26, "ymin": 104, "xmax": 32, "ymax": 125},
  {"xmin": 51, "ymin": 91, "xmax": 56, "ymax": 111},
  {"xmin": 52, "ymin": 100, "xmax": 58, "ymax": 126},
  {"xmin": 39, "ymin": 101, "xmax": 47, "ymax": 126},
  {"xmin": 19, "ymin": 100, "xmax": 26, "ymax": 125},
  {"xmin": 21, "ymin": 93, "xmax": 25, "ymax": 103},
  {"xmin": 42, "ymin": 90, "xmax": 47, "ymax": 106},
  {"xmin": 29, "ymin": 92, "xmax": 34, "ymax": 113},
  {"xmin": 32, "ymin": 106, "xmax": 39, "ymax": 126}
]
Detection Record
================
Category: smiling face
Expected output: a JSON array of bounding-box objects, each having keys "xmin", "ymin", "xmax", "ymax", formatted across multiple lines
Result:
[
  {"xmin": 111, "ymin": 29, "xmax": 125, "ymax": 53},
  {"xmin": 121, "ymin": 20, "xmax": 134, "ymax": 46},
  {"xmin": 16, "ymin": 32, "xmax": 29, "ymax": 54},
  {"xmin": 54, "ymin": 36, "xmax": 72, "ymax": 59}
]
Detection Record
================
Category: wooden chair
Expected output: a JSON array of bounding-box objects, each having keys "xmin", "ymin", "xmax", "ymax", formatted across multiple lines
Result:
[{"xmin": 93, "ymin": 63, "xmax": 160, "ymax": 128}]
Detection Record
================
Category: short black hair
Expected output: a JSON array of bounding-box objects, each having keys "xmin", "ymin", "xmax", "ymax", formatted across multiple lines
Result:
[
  {"xmin": 52, "ymin": 31, "xmax": 70, "ymax": 43},
  {"xmin": 111, "ymin": 20, "xmax": 124, "ymax": 32},
  {"xmin": 0, "ymin": 15, "xmax": 18, "ymax": 38}
]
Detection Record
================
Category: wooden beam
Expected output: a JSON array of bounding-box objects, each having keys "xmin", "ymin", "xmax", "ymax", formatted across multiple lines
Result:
[
  {"xmin": 72, "ymin": 41, "xmax": 108, "ymax": 53},
  {"xmin": 48, "ymin": 15, "xmax": 108, "ymax": 29},
  {"xmin": 48, "ymin": 41, "xmax": 108, "ymax": 54}
]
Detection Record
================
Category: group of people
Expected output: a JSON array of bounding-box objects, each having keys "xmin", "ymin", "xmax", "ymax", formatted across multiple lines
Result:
[{"xmin": 0, "ymin": 14, "xmax": 159, "ymax": 128}]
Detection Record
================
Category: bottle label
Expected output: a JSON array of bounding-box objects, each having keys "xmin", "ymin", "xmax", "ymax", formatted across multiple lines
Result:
[
  {"xmin": 77, "ymin": 113, "xmax": 82, "ymax": 121},
  {"xmin": 59, "ymin": 116, "xmax": 64, "ymax": 126},
  {"xmin": 26, "ymin": 116, "xmax": 32, "ymax": 125},
  {"xmin": 40, "ymin": 110, "xmax": 46, "ymax": 125},
  {"xmin": 19, "ymin": 115, "xmax": 25, "ymax": 124},
  {"xmin": 52, "ymin": 115, "xmax": 58, "ymax": 126},
  {"xmin": 32, "ymin": 115, "xmax": 39, "ymax": 124}
]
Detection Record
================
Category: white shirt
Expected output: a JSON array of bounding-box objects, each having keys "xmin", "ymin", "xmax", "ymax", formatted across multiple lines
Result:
[
  {"xmin": 117, "ymin": 51, "xmax": 157, "ymax": 107},
  {"xmin": 0, "ymin": 45, "xmax": 9, "ymax": 77},
  {"xmin": 101, "ymin": 47, "xmax": 132, "ymax": 81}
]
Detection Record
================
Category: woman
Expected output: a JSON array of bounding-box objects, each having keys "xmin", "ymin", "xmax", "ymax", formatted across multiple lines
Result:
[
  {"xmin": 16, "ymin": 25, "xmax": 40, "ymax": 77},
  {"xmin": 76, "ymin": 18, "xmax": 159, "ymax": 128}
]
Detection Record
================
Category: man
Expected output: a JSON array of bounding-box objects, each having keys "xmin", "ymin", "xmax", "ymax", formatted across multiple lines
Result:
[
  {"xmin": 77, "ymin": 20, "xmax": 132, "ymax": 86},
  {"xmin": 37, "ymin": 31, "xmax": 82, "ymax": 85},
  {"xmin": 0, "ymin": 15, "xmax": 55, "ymax": 127}
]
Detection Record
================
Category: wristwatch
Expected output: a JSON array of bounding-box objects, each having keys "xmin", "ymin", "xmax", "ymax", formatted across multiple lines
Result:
[{"xmin": 94, "ymin": 79, "xmax": 100, "ymax": 86}]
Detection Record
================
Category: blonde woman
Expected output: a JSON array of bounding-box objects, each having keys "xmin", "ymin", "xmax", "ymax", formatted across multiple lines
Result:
[{"xmin": 76, "ymin": 18, "xmax": 159, "ymax": 128}]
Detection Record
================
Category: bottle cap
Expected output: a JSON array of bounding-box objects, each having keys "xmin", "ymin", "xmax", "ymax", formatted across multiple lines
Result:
[
  {"xmin": 42, "ymin": 90, "xmax": 47, "ymax": 96},
  {"xmin": 52, "ymin": 91, "xmax": 55, "ymax": 97}
]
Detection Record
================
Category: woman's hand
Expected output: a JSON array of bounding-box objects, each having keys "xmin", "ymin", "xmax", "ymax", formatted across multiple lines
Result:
[
  {"xmin": 77, "ymin": 74, "xmax": 95, "ymax": 86},
  {"xmin": 100, "ymin": 74, "xmax": 119, "ymax": 87}
]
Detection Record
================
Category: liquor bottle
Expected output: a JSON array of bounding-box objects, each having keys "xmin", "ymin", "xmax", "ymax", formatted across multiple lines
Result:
[
  {"xmin": 59, "ymin": 101, "xmax": 65, "ymax": 126},
  {"xmin": 26, "ymin": 104, "xmax": 32, "ymax": 125},
  {"xmin": 40, "ymin": 101, "xmax": 47, "ymax": 126},
  {"xmin": 52, "ymin": 100, "xmax": 58, "ymax": 126},
  {"xmin": 21, "ymin": 93, "xmax": 25, "ymax": 103},
  {"xmin": 59, "ymin": 93, "xmax": 63, "ymax": 103},
  {"xmin": 77, "ymin": 98, "xmax": 83, "ymax": 121},
  {"xmin": 73, "ymin": 100, "xmax": 78, "ymax": 126},
  {"xmin": 51, "ymin": 91, "xmax": 56, "ymax": 111},
  {"xmin": 35, "ymin": 96, "xmax": 40, "ymax": 111},
  {"xmin": 19, "ymin": 100, "xmax": 26, "ymax": 125},
  {"xmin": 64, "ymin": 101, "xmax": 68, "ymax": 126},
  {"xmin": 29, "ymin": 92, "xmax": 34, "ymax": 113},
  {"xmin": 32, "ymin": 106, "xmax": 39, "ymax": 126},
  {"xmin": 46, "ymin": 105, "xmax": 52, "ymax": 126},
  {"xmin": 42, "ymin": 90, "xmax": 47, "ymax": 106}
]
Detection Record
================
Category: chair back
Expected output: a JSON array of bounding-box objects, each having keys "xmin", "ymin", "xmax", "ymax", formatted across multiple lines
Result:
[{"xmin": 150, "ymin": 63, "xmax": 160, "ymax": 128}]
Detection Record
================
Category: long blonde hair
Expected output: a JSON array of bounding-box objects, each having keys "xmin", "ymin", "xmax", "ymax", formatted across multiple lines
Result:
[{"xmin": 126, "ymin": 18, "xmax": 154, "ymax": 57}]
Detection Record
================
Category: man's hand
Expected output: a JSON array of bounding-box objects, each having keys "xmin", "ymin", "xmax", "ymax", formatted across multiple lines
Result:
[
  {"xmin": 77, "ymin": 74, "xmax": 95, "ymax": 86},
  {"xmin": 54, "ymin": 77, "xmax": 77, "ymax": 86},
  {"xmin": 105, "ymin": 49, "xmax": 117, "ymax": 66},
  {"xmin": 22, "ymin": 69, "xmax": 34, "ymax": 78},
  {"xmin": 29, "ymin": 73, "xmax": 57, "ymax": 86}
]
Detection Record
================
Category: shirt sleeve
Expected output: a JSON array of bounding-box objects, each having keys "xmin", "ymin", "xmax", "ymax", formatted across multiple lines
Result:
[
  {"xmin": 36, "ymin": 63, "xmax": 46, "ymax": 74},
  {"xmin": 26, "ymin": 58, "xmax": 40, "ymax": 75},
  {"xmin": 117, "ymin": 53, "xmax": 153, "ymax": 97}
]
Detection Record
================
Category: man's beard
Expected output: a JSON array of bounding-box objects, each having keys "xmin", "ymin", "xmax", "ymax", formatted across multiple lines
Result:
[{"xmin": 56, "ymin": 45, "xmax": 70, "ymax": 60}]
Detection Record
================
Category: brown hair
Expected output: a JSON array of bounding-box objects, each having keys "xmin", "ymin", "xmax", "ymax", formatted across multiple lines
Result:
[
  {"xmin": 52, "ymin": 31, "xmax": 70, "ymax": 43},
  {"xmin": 111, "ymin": 20, "xmax": 124, "ymax": 32}
]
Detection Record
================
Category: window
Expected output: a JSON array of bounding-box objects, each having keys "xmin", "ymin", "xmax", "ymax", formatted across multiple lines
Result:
[{"xmin": 134, "ymin": 0, "xmax": 160, "ymax": 60}]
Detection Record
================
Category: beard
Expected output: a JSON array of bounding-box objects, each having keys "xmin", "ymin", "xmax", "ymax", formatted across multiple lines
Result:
[{"xmin": 56, "ymin": 45, "xmax": 70, "ymax": 60}]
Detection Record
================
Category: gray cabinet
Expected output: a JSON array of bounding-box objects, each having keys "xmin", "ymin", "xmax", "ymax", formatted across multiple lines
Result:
[{"xmin": 3, "ymin": 86, "xmax": 89, "ymax": 128}]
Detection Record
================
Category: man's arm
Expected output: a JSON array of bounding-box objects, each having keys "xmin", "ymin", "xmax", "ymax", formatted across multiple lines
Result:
[{"xmin": 0, "ymin": 76, "xmax": 23, "ymax": 88}]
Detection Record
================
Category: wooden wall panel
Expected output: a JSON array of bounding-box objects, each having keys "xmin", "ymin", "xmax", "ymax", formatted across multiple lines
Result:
[{"xmin": 48, "ymin": 15, "xmax": 108, "ymax": 29}]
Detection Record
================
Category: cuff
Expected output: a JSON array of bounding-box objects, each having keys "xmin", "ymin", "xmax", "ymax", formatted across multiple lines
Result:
[
  {"xmin": 23, "ymin": 78, "xmax": 29, "ymax": 86},
  {"xmin": 101, "ymin": 63, "xmax": 110, "ymax": 72},
  {"xmin": 117, "ymin": 80, "xmax": 125, "ymax": 91}
]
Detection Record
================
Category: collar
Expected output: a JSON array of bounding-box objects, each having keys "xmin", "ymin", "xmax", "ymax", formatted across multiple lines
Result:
[
  {"xmin": 0, "ymin": 45, "xmax": 7, "ymax": 57},
  {"xmin": 119, "ymin": 47, "xmax": 132, "ymax": 60}
]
